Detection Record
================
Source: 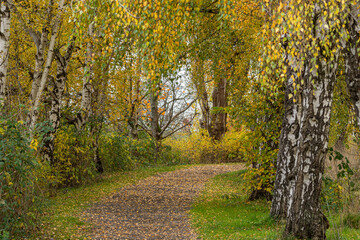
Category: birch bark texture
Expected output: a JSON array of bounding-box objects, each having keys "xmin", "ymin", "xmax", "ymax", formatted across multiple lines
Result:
[
  {"xmin": 267, "ymin": 0, "xmax": 352, "ymax": 238},
  {"xmin": 42, "ymin": 42, "xmax": 74, "ymax": 165},
  {"xmin": 0, "ymin": 0, "xmax": 10, "ymax": 107},
  {"xmin": 270, "ymin": 51, "xmax": 301, "ymax": 219},
  {"xmin": 285, "ymin": 59, "xmax": 337, "ymax": 239},
  {"xmin": 27, "ymin": 0, "xmax": 66, "ymax": 133}
]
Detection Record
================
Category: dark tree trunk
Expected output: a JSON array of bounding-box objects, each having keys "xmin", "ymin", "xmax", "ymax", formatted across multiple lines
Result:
[
  {"xmin": 209, "ymin": 77, "xmax": 227, "ymax": 140},
  {"xmin": 127, "ymin": 77, "xmax": 140, "ymax": 139},
  {"xmin": 344, "ymin": 4, "xmax": 360, "ymax": 129},
  {"xmin": 150, "ymin": 87, "xmax": 161, "ymax": 161},
  {"xmin": 91, "ymin": 120, "xmax": 104, "ymax": 173}
]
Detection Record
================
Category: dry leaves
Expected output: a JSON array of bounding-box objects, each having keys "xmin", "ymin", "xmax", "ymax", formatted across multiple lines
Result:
[{"xmin": 82, "ymin": 164, "xmax": 244, "ymax": 239}]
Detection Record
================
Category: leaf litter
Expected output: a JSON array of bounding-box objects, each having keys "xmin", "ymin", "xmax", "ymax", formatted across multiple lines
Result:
[{"xmin": 82, "ymin": 164, "xmax": 244, "ymax": 239}]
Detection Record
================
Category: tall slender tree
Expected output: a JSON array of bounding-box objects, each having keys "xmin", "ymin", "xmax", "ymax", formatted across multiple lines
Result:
[{"xmin": 0, "ymin": 0, "xmax": 10, "ymax": 108}]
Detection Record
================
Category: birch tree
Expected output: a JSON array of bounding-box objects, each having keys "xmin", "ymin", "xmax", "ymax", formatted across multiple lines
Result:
[
  {"xmin": 0, "ymin": 0, "xmax": 10, "ymax": 108},
  {"xmin": 42, "ymin": 41, "xmax": 75, "ymax": 165},
  {"xmin": 266, "ymin": 0, "xmax": 356, "ymax": 238},
  {"xmin": 26, "ymin": 0, "xmax": 66, "ymax": 133}
]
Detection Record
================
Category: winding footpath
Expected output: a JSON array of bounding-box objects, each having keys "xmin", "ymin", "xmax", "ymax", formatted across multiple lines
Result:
[{"xmin": 82, "ymin": 164, "xmax": 244, "ymax": 239}]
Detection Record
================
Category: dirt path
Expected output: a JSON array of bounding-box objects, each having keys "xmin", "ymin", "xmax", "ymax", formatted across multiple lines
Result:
[{"xmin": 82, "ymin": 164, "xmax": 244, "ymax": 240}]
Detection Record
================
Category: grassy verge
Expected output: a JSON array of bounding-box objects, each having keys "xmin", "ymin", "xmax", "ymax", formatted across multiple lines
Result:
[
  {"xmin": 326, "ymin": 211, "xmax": 360, "ymax": 239},
  {"xmin": 31, "ymin": 165, "xmax": 189, "ymax": 239},
  {"xmin": 191, "ymin": 170, "xmax": 360, "ymax": 240}
]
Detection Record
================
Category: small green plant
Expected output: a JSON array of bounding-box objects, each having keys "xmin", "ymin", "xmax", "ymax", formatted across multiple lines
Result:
[{"xmin": 322, "ymin": 147, "xmax": 355, "ymax": 211}]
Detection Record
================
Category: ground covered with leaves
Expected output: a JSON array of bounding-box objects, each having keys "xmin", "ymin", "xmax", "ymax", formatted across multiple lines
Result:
[{"xmin": 82, "ymin": 164, "xmax": 244, "ymax": 239}]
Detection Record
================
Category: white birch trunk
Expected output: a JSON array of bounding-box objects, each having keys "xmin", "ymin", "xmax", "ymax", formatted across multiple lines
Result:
[
  {"xmin": 277, "ymin": 2, "xmax": 341, "ymax": 238},
  {"xmin": 42, "ymin": 42, "xmax": 74, "ymax": 164},
  {"xmin": 28, "ymin": 0, "xmax": 65, "ymax": 134},
  {"xmin": 30, "ymin": 29, "xmax": 48, "ymax": 102},
  {"xmin": 271, "ymin": 62, "xmax": 301, "ymax": 218},
  {"xmin": 285, "ymin": 59, "xmax": 336, "ymax": 238},
  {"xmin": 0, "ymin": 1, "xmax": 10, "ymax": 106}
]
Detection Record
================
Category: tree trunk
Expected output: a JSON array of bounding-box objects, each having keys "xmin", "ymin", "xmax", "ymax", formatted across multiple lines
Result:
[
  {"xmin": 199, "ymin": 88, "xmax": 210, "ymax": 131},
  {"xmin": 192, "ymin": 59, "xmax": 228, "ymax": 140},
  {"xmin": 150, "ymin": 87, "xmax": 161, "ymax": 160},
  {"xmin": 271, "ymin": 55, "xmax": 301, "ymax": 219},
  {"xmin": 0, "ymin": 1, "xmax": 10, "ymax": 107},
  {"xmin": 30, "ymin": 27, "xmax": 49, "ymax": 104},
  {"xmin": 93, "ymin": 134, "xmax": 103, "ymax": 173},
  {"xmin": 285, "ymin": 58, "xmax": 336, "ymax": 239},
  {"xmin": 28, "ymin": 0, "xmax": 66, "ymax": 134},
  {"xmin": 42, "ymin": 42, "xmax": 74, "ymax": 165},
  {"xmin": 90, "ymin": 117, "xmax": 104, "ymax": 173},
  {"xmin": 89, "ymin": 57, "xmax": 112, "ymax": 174},
  {"xmin": 209, "ymin": 76, "xmax": 227, "ymax": 141},
  {"xmin": 344, "ymin": 4, "xmax": 360, "ymax": 128},
  {"xmin": 128, "ymin": 77, "xmax": 140, "ymax": 139}
]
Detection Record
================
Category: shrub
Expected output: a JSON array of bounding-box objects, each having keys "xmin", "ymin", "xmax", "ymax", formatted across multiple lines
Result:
[
  {"xmin": 100, "ymin": 134, "xmax": 134, "ymax": 171},
  {"xmin": 100, "ymin": 133, "xmax": 162, "ymax": 171},
  {"xmin": 163, "ymin": 129, "xmax": 247, "ymax": 164},
  {"xmin": 0, "ymin": 117, "xmax": 40, "ymax": 238},
  {"xmin": 50, "ymin": 125, "xmax": 96, "ymax": 187}
]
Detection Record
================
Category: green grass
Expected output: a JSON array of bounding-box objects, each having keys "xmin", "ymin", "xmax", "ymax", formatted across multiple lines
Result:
[
  {"xmin": 191, "ymin": 170, "xmax": 360, "ymax": 240},
  {"xmin": 191, "ymin": 170, "xmax": 282, "ymax": 240},
  {"xmin": 31, "ymin": 164, "xmax": 190, "ymax": 239},
  {"xmin": 326, "ymin": 212, "xmax": 360, "ymax": 240}
]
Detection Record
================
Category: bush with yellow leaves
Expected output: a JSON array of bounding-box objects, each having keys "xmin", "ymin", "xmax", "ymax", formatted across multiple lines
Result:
[
  {"xmin": 45, "ymin": 125, "xmax": 95, "ymax": 187},
  {"xmin": 163, "ymin": 128, "xmax": 248, "ymax": 164}
]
